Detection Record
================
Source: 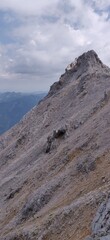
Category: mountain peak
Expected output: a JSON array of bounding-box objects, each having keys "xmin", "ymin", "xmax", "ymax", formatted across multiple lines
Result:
[
  {"xmin": 48, "ymin": 50, "xmax": 107, "ymax": 97},
  {"xmin": 76, "ymin": 49, "xmax": 103, "ymax": 67},
  {"xmin": 0, "ymin": 49, "xmax": 110, "ymax": 240},
  {"xmin": 65, "ymin": 50, "xmax": 103, "ymax": 73}
]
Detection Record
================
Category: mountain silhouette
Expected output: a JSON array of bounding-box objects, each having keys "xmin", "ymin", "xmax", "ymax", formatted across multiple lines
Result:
[{"xmin": 0, "ymin": 50, "xmax": 110, "ymax": 240}]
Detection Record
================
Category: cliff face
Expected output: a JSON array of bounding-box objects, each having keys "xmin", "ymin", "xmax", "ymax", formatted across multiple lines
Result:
[{"xmin": 0, "ymin": 50, "xmax": 110, "ymax": 240}]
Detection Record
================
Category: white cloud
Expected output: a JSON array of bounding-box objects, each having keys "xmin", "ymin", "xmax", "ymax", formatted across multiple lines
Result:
[
  {"xmin": 0, "ymin": 0, "xmax": 59, "ymax": 16},
  {"xmin": 0, "ymin": 0, "xmax": 110, "ymax": 92},
  {"xmin": 92, "ymin": 0, "xmax": 110, "ymax": 10}
]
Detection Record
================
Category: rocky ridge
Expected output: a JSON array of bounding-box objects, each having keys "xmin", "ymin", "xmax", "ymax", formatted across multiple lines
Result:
[{"xmin": 0, "ymin": 50, "xmax": 110, "ymax": 240}]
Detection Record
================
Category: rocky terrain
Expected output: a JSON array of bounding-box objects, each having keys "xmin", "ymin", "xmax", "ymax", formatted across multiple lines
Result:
[{"xmin": 0, "ymin": 50, "xmax": 110, "ymax": 240}]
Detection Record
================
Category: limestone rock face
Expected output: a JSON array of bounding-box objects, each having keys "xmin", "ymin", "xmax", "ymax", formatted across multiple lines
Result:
[
  {"xmin": 86, "ymin": 196, "xmax": 110, "ymax": 240},
  {"xmin": 0, "ymin": 50, "xmax": 110, "ymax": 240}
]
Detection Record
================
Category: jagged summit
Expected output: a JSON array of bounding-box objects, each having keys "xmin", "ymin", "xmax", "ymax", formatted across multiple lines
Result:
[
  {"xmin": 0, "ymin": 50, "xmax": 110, "ymax": 240},
  {"xmin": 77, "ymin": 49, "xmax": 102, "ymax": 66},
  {"xmin": 66, "ymin": 50, "xmax": 103, "ymax": 72},
  {"xmin": 48, "ymin": 50, "xmax": 109, "ymax": 97},
  {"xmin": 77, "ymin": 50, "xmax": 103, "ymax": 71}
]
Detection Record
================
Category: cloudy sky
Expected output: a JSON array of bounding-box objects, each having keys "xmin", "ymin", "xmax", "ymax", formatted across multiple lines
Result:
[{"xmin": 0, "ymin": 0, "xmax": 110, "ymax": 92}]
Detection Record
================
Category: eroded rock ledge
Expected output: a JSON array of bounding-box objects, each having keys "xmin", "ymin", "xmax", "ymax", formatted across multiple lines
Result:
[{"xmin": 86, "ymin": 195, "xmax": 110, "ymax": 240}]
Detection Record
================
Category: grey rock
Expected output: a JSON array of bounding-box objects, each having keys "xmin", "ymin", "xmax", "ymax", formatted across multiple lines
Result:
[
  {"xmin": 100, "ymin": 236, "xmax": 110, "ymax": 240},
  {"xmin": 76, "ymin": 156, "xmax": 96, "ymax": 175},
  {"xmin": 85, "ymin": 237, "xmax": 94, "ymax": 240},
  {"xmin": 92, "ymin": 196, "xmax": 110, "ymax": 236},
  {"xmin": 86, "ymin": 196, "xmax": 110, "ymax": 240},
  {"xmin": 1, "ymin": 50, "xmax": 110, "ymax": 240},
  {"xmin": 20, "ymin": 180, "xmax": 61, "ymax": 221},
  {"xmin": 45, "ymin": 126, "xmax": 67, "ymax": 153}
]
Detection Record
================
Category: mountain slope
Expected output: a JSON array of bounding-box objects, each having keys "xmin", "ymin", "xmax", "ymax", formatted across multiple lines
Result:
[
  {"xmin": 0, "ymin": 92, "xmax": 46, "ymax": 135},
  {"xmin": 0, "ymin": 50, "xmax": 110, "ymax": 240}
]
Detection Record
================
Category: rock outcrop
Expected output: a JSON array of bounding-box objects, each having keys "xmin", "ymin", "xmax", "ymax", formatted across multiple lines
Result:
[{"xmin": 85, "ymin": 195, "xmax": 110, "ymax": 240}]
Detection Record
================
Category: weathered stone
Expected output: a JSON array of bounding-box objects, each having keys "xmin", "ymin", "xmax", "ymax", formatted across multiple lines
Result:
[
  {"xmin": 1, "ymin": 50, "xmax": 110, "ymax": 240},
  {"xmin": 46, "ymin": 126, "xmax": 67, "ymax": 153}
]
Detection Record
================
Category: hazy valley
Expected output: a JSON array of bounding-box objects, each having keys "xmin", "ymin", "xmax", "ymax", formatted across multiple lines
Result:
[{"xmin": 0, "ymin": 92, "xmax": 46, "ymax": 135}]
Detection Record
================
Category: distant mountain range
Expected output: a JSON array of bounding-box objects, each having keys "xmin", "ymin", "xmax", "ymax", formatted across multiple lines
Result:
[{"xmin": 0, "ymin": 92, "xmax": 46, "ymax": 135}]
